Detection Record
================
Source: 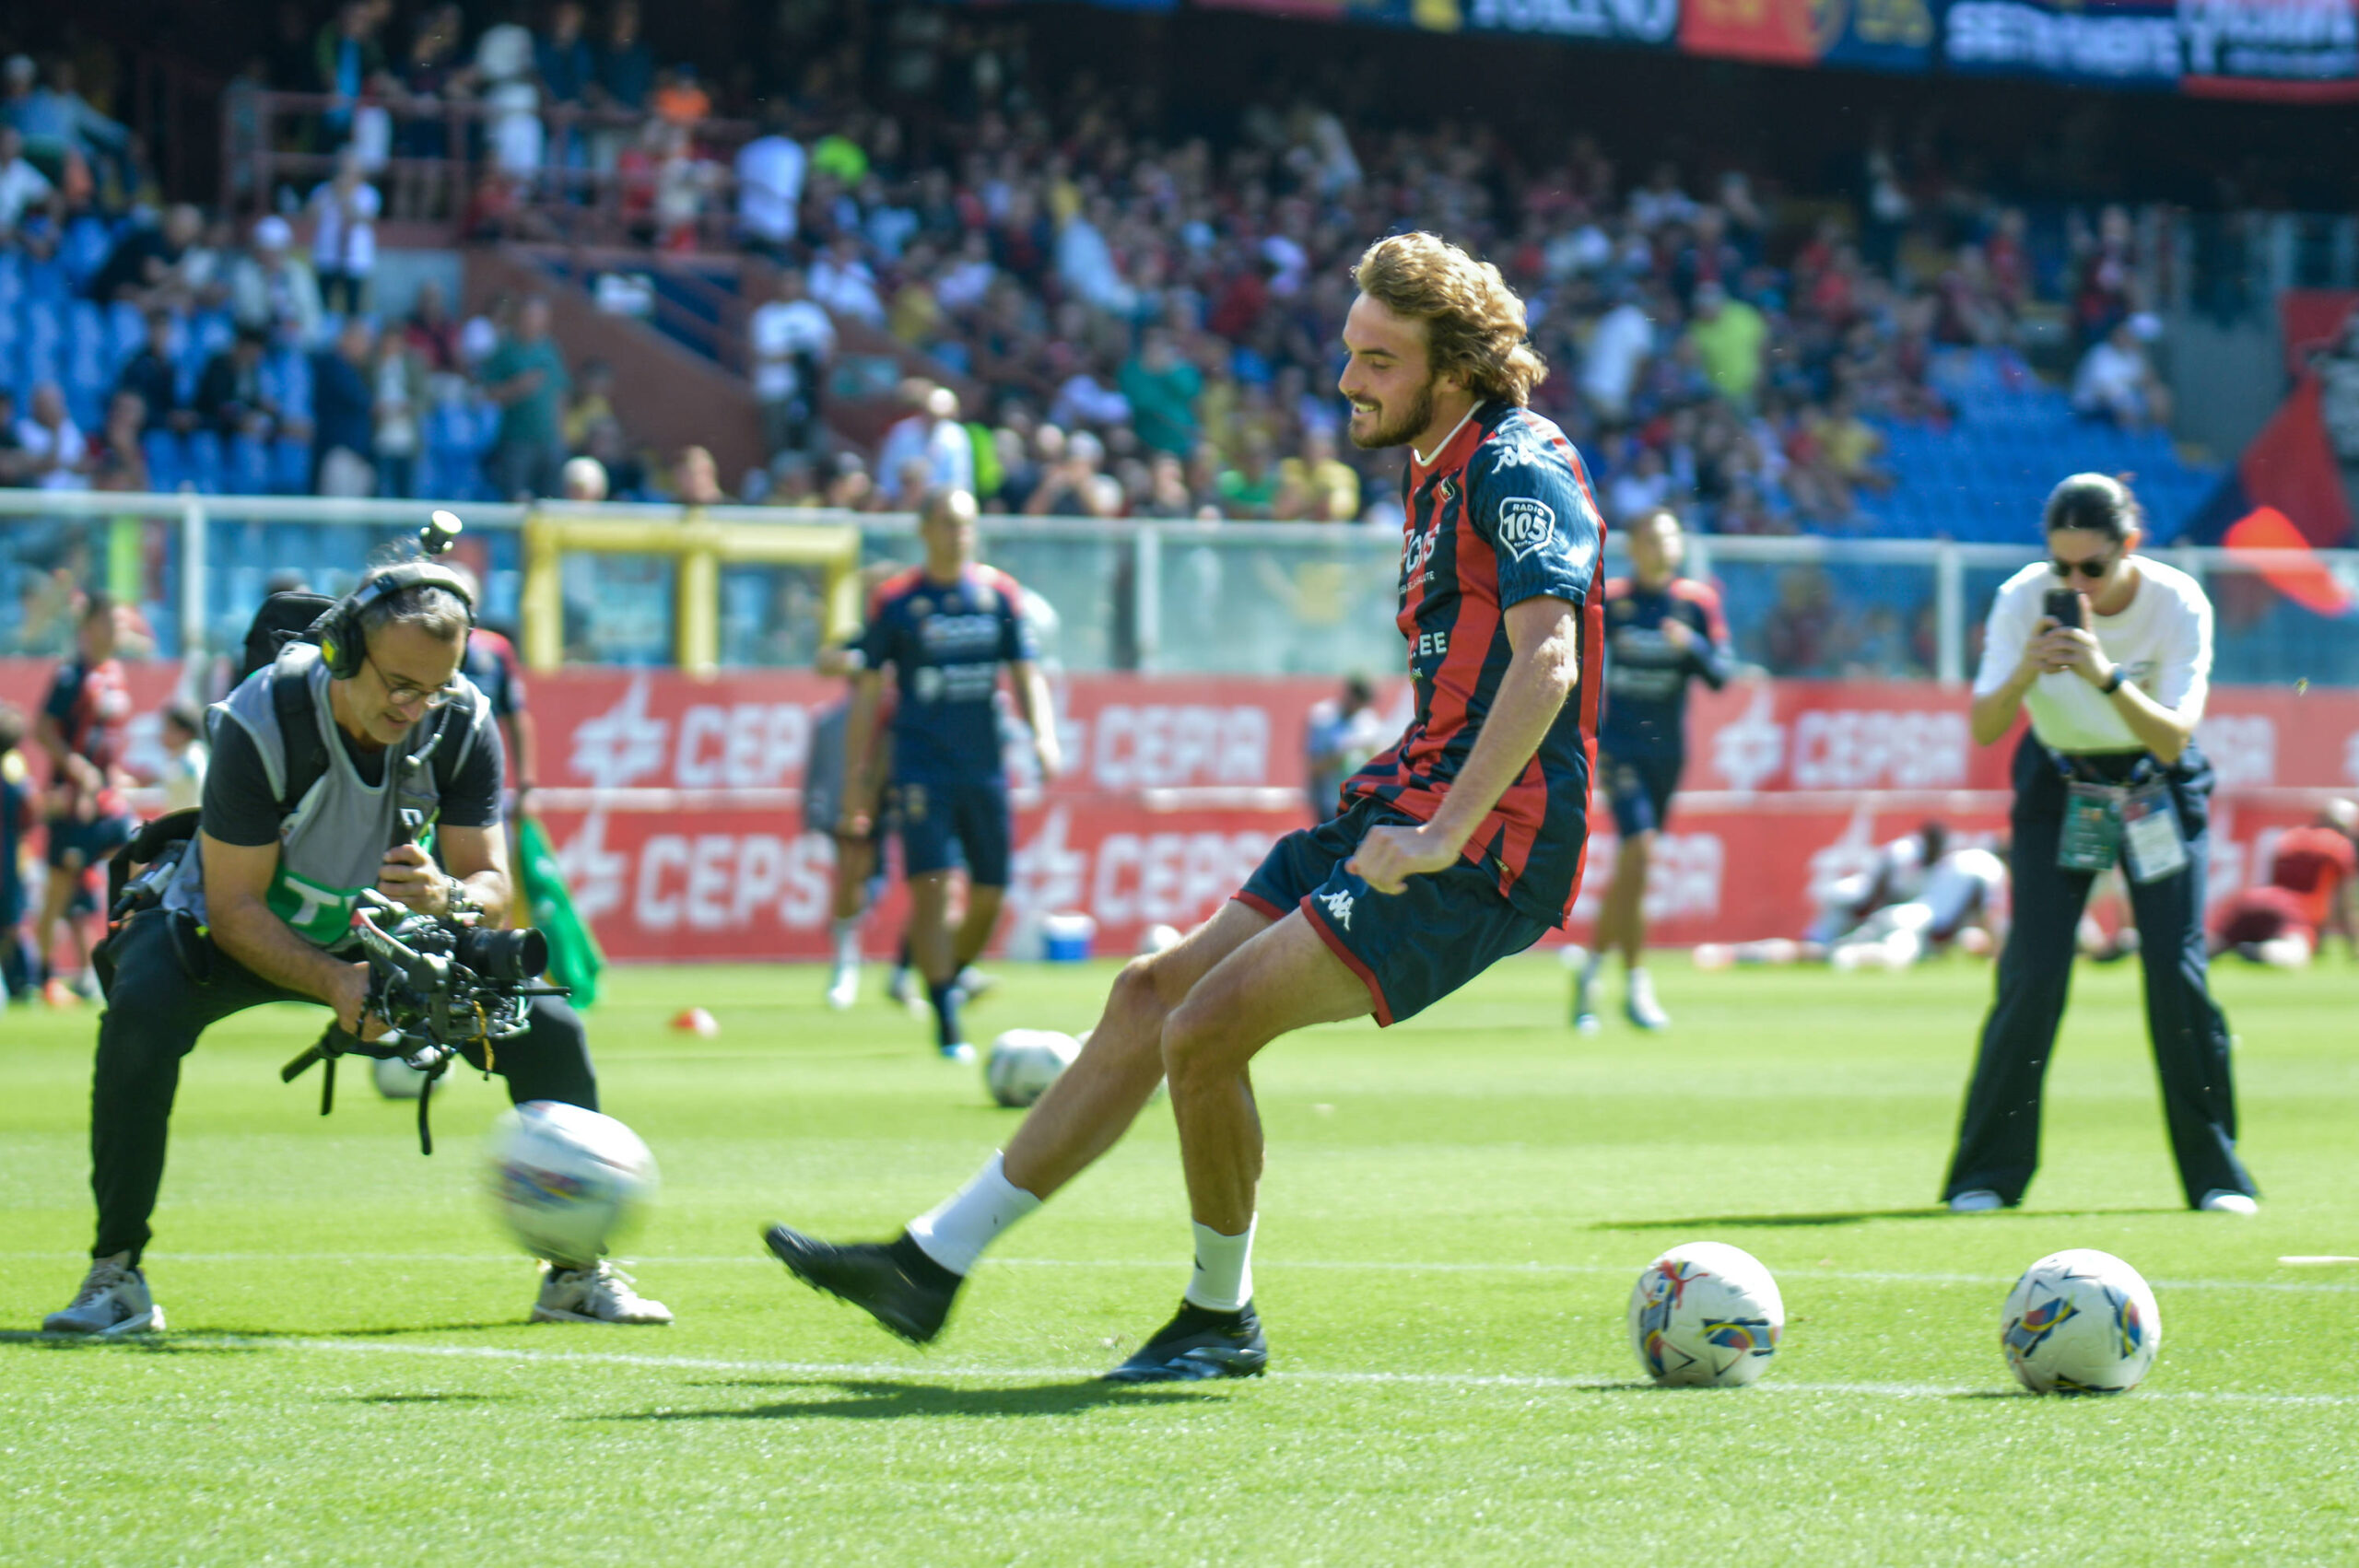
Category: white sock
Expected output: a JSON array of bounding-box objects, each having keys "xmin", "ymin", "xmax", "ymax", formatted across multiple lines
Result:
[
  {"xmin": 906, "ymin": 1152, "xmax": 1041, "ymax": 1276},
  {"xmin": 1182, "ymin": 1216, "xmax": 1258, "ymax": 1312},
  {"xmin": 832, "ymin": 917, "xmax": 861, "ymax": 967},
  {"xmin": 1580, "ymin": 951, "xmax": 1604, "ymax": 985}
]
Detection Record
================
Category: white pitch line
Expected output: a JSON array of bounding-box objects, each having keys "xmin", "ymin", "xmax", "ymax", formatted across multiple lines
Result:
[
  {"xmin": 13, "ymin": 1332, "xmax": 2359, "ymax": 1409},
  {"xmin": 4, "ymin": 1251, "xmax": 2355, "ymax": 1295}
]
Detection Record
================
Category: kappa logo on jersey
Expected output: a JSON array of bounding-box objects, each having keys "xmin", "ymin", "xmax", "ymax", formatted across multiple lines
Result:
[
  {"xmin": 1318, "ymin": 888, "xmax": 1355, "ymax": 930},
  {"xmin": 1496, "ymin": 497, "xmax": 1556, "ymax": 562}
]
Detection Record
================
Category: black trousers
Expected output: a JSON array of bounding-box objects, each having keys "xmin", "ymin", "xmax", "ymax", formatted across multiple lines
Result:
[
  {"xmin": 1942, "ymin": 736, "xmax": 2255, "ymax": 1209},
  {"xmin": 90, "ymin": 911, "xmax": 599, "ymax": 1264}
]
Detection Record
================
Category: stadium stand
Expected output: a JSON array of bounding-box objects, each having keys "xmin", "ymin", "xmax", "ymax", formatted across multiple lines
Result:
[{"xmin": 0, "ymin": 20, "xmax": 2252, "ymax": 530}]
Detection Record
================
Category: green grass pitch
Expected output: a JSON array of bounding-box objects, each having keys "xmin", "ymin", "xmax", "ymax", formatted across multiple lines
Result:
[{"xmin": 5, "ymin": 953, "xmax": 2358, "ymax": 1564}]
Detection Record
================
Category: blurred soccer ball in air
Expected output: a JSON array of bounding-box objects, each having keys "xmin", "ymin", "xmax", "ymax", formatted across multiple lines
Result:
[
  {"xmin": 985, "ymin": 1029, "xmax": 1081, "ymax": 1108},
  {"xmin": 485, "ymin": 1101, "xmax": 661, "ymax": 1270}
]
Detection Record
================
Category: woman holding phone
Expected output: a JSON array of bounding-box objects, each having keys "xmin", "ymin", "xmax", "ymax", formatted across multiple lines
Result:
[{"xmin": 1942, "ymin": 473, "xmax": 2259, "ymax": 1215}]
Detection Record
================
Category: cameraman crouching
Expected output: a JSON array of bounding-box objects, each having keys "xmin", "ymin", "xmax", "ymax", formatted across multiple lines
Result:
[
  {"xmin": 43, "ymin": 566, "xmax": 672, "ymax": 1334},
  {"xmin": 1942, "ymin": 474, "xmax": 2259, "ymax": 1215}
]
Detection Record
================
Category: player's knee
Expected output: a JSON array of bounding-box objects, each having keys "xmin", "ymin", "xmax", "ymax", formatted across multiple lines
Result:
[
  {"xmin": 1156, "ymin": 993, "xmax": 1235, "ymax": 1087},
  {"xmin": 1107, "ymin": 954, "xmax": 1177, "ymax": 1031}
]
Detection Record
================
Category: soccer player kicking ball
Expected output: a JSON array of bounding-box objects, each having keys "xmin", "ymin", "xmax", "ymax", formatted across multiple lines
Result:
[{"xmin": 765, "ymin": 232, "xmax": 1603, "ymax": 1384}]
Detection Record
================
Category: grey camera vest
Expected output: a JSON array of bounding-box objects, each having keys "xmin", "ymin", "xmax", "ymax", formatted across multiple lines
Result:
[{"xmin": 162, "ymin": 642, "xmax": 493, "ymax": 953}]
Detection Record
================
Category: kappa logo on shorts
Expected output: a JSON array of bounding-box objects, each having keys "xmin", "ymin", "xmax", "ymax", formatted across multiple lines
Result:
[
  {"xmin": 1318, "ymin": 889, "xmax": 1355, "ymax": 930},
  {"xmin": 1495, "ymin": 497, "xmax": 1556, "ymax": 562}
]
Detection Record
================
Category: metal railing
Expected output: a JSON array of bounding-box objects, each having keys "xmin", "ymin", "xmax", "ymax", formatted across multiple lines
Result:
[{"xmin": 4, "ymin": 488, "xmax": 2353, "ymax": 689}]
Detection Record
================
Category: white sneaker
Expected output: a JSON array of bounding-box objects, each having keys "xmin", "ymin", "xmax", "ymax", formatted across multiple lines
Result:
[
  {"xmin": 1948, "ymin": 1189, "xmax": 2004, "ymax": 1213},
  {"xmin": 1571, "ymin": 965, "xmax": 1602, "ymax": 1034},
  {"xmin": 951, "ymin": 966, "xmax": 997, "ymax": 1007},
  {"xmin": 1624, "ymin": 969, "xmax": 1670, "ymax": 1031},
  {"xmin": 44, "ymin": 1253, "xmax": 165, "ymax": 1335},
  {"xmin": 533, "ymin": 1260, "xmax": 673, "ymax": 1325},
  {"xmin": 825, "ymin": 963, "xmax": 860, "ymax": 1012},
  {"xmin": 2199, "ymin": 1190, "xmax": 2259, "ymax": 1215}
]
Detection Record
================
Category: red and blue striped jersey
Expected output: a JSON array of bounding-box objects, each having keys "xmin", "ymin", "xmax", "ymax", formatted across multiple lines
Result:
[
  {"xmin": 856, "ymin": 564, "xmax": 1037, "ymax": 783},
  {"xmin": 1597, "ymin": 577, "xmax": 1732, "ymax": 757},
  {"xmin": 1342, "ymin": 401, "xmax": 1605, "ymax": 928}
]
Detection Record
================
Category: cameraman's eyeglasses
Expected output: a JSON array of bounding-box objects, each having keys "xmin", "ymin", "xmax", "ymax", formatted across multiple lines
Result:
[
  {"xmin": 2050, "ymin": 554, "xmax": 2116, "ymax": 580},
  {"xmin": 367, "ymin": 653, "xmax": 452, "ymax": 710}
]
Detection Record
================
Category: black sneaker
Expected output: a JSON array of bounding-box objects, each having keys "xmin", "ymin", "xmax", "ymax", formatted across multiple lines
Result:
[
  {"xmin": 1102, "ymin": 1299, "xmax": 1269, "ymax": 1384},
  {"xmin": 761, "ymin": 1225, "xmax": 961, "ymax": 1345}
]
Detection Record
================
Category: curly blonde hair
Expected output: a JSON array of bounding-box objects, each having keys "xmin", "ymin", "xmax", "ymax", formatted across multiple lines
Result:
[{"xmin": 1353, "ymin": 232, "xmax": 1547, "ymax": 406}]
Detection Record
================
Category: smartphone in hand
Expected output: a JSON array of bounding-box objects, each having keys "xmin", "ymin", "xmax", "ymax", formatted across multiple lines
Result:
[{"xmin": 2042, "ymin": 587, "xmax": 2084, "ymax": 629}]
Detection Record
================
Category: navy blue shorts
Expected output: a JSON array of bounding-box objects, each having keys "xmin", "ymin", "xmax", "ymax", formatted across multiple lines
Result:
[
  {"xmin": 45, "ymin": 812, "xmax": 135, "ymax": 872},
  {"xmin": 896, "ymin": 776, "xmax": 1010, "ymax": 888},
  {"xmin": 1235, "ymin": 797, "xmax": 1553, "ymax": 1027},
  {"xmin": 1601, "ymin": 750, "xmax": 1682, "ymax": 837}
]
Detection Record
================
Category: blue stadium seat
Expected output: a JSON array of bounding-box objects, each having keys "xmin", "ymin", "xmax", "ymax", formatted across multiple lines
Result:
[
  {"xmin": 226, "ymin": 433, "xmax": 272, "ymax": 493},
  {"xmin": 21, "ymin": 254, "xmax": 67, "ymax": 308},
  {"xmin": 142, "ymin": 428, "xmax": 185, "ymax": 491},
  {"xmin": 60, "ymin": 216, "xmax": 116, "ymax": 290},
  {"xmin": 105, "ymin": 300, "xmax": 148, "ymax": 366},
  {"xmin": 185, "ymin": 428, "xmax": 224, "ymax": 492},
  {"xmin": 269, "ymin": 437, "xmax": 311, "ymax": 495}
]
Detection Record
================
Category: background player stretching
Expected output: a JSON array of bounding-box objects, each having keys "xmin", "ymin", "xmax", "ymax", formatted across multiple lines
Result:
[
  {"xmin": 33, "ymin": 593, "xmax": 136, "ymax": 1004},
  {"xmin": 766, "ymin": 230, "xmax": 1603, "ymax": 1384},
  {"xmin": 1575, "ymin": 508, "xmax": 1731, "ymax": 1032},
  {"xmin": 839, "ymin": 487, "xmax": 1059, "ymax": 1059}
]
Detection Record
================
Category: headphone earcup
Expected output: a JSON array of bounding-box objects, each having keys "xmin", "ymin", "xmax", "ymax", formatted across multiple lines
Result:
[{"xmin": 320, "ymin": 607, "xmax": 357, "ymax": 679}]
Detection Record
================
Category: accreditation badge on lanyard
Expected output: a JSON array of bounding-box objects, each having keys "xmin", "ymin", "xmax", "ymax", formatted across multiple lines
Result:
[
  {"xmin": 2057, "ymin": 783, "xmax": 2124, "ymax": 872},
  {"xmin": 2119, "ymin": 780, "xmax": 2189, "ymax": 884}
]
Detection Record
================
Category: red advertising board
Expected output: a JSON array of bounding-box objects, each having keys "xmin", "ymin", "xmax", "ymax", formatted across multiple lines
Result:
[{"xmin": 5, "ymin": 661, "xmax": 2353, "ymax": 961}]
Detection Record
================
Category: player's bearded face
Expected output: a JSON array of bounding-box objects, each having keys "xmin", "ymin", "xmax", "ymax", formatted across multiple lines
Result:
[{"xmin": 1347, "ymin": 371, "xmax": 1438, "ymax": 451}]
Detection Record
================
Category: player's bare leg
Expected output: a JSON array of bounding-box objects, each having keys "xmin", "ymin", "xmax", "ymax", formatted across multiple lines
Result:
[
  {"xmin": 762, "ymin": 901, "xmax": 1273, "ymax": 1342},
  {"xmin": 1604, "ymin": 832, "xmax": 1667, "ymax": 1028},
  {"xmin": 1160, "ymin": 910, "xmax": 1371, "ymax": 1232},
  {"xmin": 907, "ymin": 869, "xmax": 973, "ymax": 1058},
  {"xmin": 34, "ymin": 852, "xmax": 80, "ymax": 1003},
  {"xmin": 825, "ymin": 831, "xmax": 874, "ymax": 1010},
  {"xmin": 1003, "ymin": 899, "xmax": 1273, "ymax": 1198},
  {"xmin": 1097, "ymin": 910, "xmax": 1370, "ymax": 1383},
  {"xmin": 944, "ymin": 883, "xmax": 1006, "ymax": 1009}
]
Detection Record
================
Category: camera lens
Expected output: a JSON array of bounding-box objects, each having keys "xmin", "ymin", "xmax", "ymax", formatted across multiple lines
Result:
[{"xmin": 453, "ymin": 926, "xmax": 548, "ymax": 985}]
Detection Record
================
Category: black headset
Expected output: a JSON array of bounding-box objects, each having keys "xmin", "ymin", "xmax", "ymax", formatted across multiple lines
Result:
[{"xmin": 314, "ymin": 511, "xmax": 478, "ymax": 681}]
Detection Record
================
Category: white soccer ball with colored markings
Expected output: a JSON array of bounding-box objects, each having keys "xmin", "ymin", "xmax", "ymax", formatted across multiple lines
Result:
[
  {"xmin": 1627, "ymin": 1242, "xmax": 1785, "ymax": 1387},
  {"xmin": 2000, "ymin": 1249, "xmax": 2161, "ymax": 1394},
  {"xmin": 485, "ymin": 1101, "xmax": 660, "ymax": 1269},
  {"xmin": 985, "ymin": 1029, "xmax": 1081, "ymax": 1108}
]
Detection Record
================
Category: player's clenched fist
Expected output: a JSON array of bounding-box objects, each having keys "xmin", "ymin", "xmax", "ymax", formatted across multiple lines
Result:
[{"xmin": 1345, "ymin": 821, "xmax": 1462, "ymax": 895}]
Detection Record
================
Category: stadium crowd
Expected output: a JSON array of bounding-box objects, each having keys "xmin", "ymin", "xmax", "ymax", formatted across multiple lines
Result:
[{"xmin": 1, "ymin": 3, "xmax": 2195, "ymax": 540}]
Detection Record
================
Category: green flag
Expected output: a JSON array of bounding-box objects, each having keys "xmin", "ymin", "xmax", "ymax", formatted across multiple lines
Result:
[{"xmin": 517, "ymin": 815, "xmax": 605, "ymax": 1009}]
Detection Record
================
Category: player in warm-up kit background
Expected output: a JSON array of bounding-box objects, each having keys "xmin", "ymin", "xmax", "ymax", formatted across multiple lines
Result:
[
  {"xmin": 32, "ymin": 593, "xmax": 138, "ymax": 1005},
  {"xmin": 1574, "ymin": 509, "xmax": 1731, "ymax": 1033},
  {"xmin": 766, "ymin": 230, "xmax": 1604, "ymax": 1384},
  {"xmin": 839, "ymin": 486, "xmax": 1060, "ymax": 1060},
  {"xmin": 2209, "ymin": 799, "xmax": 2357, "ymax": 967}
]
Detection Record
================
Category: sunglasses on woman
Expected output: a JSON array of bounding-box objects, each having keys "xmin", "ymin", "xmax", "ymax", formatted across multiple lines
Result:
[{"xmin": 2050, "ymin": 553, "xmax": 2116, "ymax": 580}]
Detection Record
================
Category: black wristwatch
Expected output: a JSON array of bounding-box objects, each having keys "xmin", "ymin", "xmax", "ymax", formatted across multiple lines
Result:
[{"xmin": 2099, "ymin": 666, "xmax": 2126, "ymax": 695}]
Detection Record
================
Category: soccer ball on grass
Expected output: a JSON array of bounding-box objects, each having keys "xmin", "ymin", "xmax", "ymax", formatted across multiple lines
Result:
[
  {"xmin": 485, "ymin": 1101, "xmax": 660, "ymax": 1269},
  {"xmin": 1627, "ymin": 1241, "xmax": 1785, "ymax": 1387},
  {"xmin": 2000, "ymin": 1248, "xmax": 2161, "ymax": 1394},
  {"xmin": 984, "ymin": 1029, "xmax": 1081, "ymax": 1107}
]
